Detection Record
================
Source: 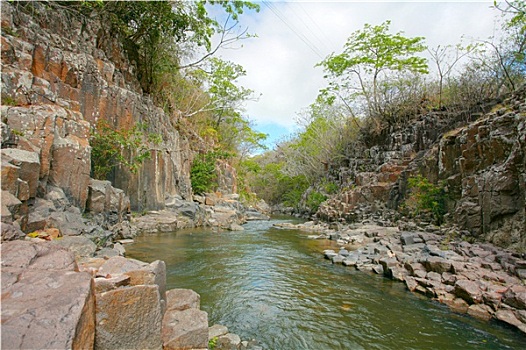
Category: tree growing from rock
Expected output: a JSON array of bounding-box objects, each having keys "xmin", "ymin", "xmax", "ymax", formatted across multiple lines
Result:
[{"xmin": 318, "ymin": 20, "xmax": 428, "ymax": 120}]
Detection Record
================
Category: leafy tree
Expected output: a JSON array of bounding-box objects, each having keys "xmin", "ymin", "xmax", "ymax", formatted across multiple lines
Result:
[{"xmin": 318, "ymin": 20, "xmax": 428, "ymax": 118}]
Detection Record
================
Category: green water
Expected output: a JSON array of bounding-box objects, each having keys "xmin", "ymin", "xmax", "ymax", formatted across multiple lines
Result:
[{"xmin": 126, "ymin": 218, "xmax": 525, "ymax": 349}]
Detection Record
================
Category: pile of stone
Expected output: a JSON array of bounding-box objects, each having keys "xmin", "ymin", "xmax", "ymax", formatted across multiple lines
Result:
[
  {"xmin": 319, "ymin": 226, "xmax": 526, "ymax": 334},
  {"xmin": 1, "ymin": 240, "xmax": 260, "ymax": 349}
]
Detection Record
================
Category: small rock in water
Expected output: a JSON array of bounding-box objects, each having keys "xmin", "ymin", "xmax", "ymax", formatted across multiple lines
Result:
[{"xmin": 332, "ymin": 255, "xmax": 345, "ymax": 264}]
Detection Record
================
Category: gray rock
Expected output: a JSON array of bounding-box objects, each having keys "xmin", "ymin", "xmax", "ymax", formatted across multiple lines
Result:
[
  {"xmin": 343, "ymin": 256, "xmax": 358, "ymax": 267},
  {"xmin": 229, "ymin": 223, "xmax": 245, "ymax": 231},
  {"xmin": 217, "ymin": 333, "xmax": 242, "ymax": 350},
  {"xmin": 372, "ymin": 264, "xmax": 384, "ymax": 275},
  {"xmin": 95, "ymin": 247, "xmax": 121, "ymax": 259},
  {"xmin": 209, "ymin": 324, "xmax": 229, "ymax": 340},
  {"xmin": 49, "ymin": 210, "xmax": 89, "ymax": 236},
  {"xmin": 51, "ymin": 235, "xmax": 97, "ymax": 260},
  {"xmin": 324, "ymin": 250, "xmax": 337, "ymax": 260},
  {"xmin": 332, "ymin": 255, "xmax": 344, "ymax": 264},
  {"xmin": 44, "ymin": 186, "xmax": 70, "ymax": 210},
  {"xmin": 1, "ymin": 222, "xmax": 25, "ymax": 241},
  {"xmin": 112, "ymin": 242, "xmax": 126, "ymax": 256}
]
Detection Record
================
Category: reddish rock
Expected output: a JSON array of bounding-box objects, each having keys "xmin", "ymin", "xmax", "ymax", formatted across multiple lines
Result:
[
  {"xmin": 1, "ymin": 241, "xmax": 95, "ymax": 350},
  {"xmin": 165, "ymin": 289, "xmax": 201, "ymax": 312},
  {"xmin": 438, "ymin": 293, "xmax": 470, "ymax": 314},
  {"xmin": 1, "ymin": 240, "xmax": 78, "ymax": 271},
  {"xmin": 454, "ymin": 280, "xmax": 483, "ymax": 304},
  {"xmin": 162, "ymin": 308, "xmax": 208, "ymax": 350},
  {"xmin": 496, "ymin": 309, "xmax": 526, "ymax": 334},
  {"xmin": 1, "ymin": 159, "xmax": 20, "ymax": 195},
  {"xmin": 467, "ymin": 304, "xmax": 493, "ymax": 321},
  {"xmin": 423, "ymin": 256, "xmax": 452, "ymax": 274},
  {"xmin": 95, "ymin": 285, "xmax": 163, "ymax": 350},
  {"xmin": 503, "ymin": 285, "xmax": 526, "ymax": 309}
]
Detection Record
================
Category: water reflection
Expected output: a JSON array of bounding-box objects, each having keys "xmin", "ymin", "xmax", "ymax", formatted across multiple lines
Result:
[{"xmin": 126, "ymin": 219, "xmax": 525, "ymax": 349}]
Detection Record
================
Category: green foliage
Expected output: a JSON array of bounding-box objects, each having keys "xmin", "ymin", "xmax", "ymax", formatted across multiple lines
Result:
[
  {"xmin": 190, "ymin": 151, "xmax": 231, "ymax": 195},
  {"xmin": 90, "ymin": 120, "xmax": 161, "ymax": 180},
  {"xmin": 306, "ymin": 191, "xmax": 327, "ymax": 212},
  {"xmin": 208, "ymin": 336, "xmax": 218, "ymax": 350},
  {"xmin": 318, "ymin": 20, "xmax": 428, "ymax": 118},
  {"xmin": 405, "ymin": 175, "xmax": 448, "ymax": 225},
  {"xmin": 321, "ymin": 180, "xmax": 339, "ymax": 195},
  {"xmin": 1, "ymin": 95, "xmax": 16, "ymax": 106}
]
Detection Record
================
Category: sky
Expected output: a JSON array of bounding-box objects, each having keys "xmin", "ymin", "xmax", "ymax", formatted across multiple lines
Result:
[{"xmin": 211, "ymin": 1, "xmax": 501, "ymax": 149}]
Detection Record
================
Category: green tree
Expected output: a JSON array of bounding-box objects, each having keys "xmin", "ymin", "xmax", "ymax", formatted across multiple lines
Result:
[{"xmin": 318, "ymin": 20, "xmax": 428, "ymax": 118}]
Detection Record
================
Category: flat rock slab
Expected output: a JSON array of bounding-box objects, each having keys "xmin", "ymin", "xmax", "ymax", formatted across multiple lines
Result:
[
  {"xmin": 1, "ymin": 240, "xmax": 77, "ymax": 271},
  {"xmin": 1, "ymin": 241, "xmax": 95, "ymax": 349}
]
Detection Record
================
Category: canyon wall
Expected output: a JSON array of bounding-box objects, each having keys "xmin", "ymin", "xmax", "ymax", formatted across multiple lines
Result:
[
  {"xmin": 318, "ymin": 87, "xmax": 526, "ymax": 251},
  {"xmin": 1, "ymin": 2, "xmax": 192, "ymax": 213}
]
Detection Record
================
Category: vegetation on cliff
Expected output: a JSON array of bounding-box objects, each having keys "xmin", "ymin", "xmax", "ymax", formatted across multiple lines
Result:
[
  {"xmin": 248, "ymin": 0, "xmax": 525, "ymax": 222},
  {"xmin": 26, "ymin": 0, "xmax": 267, "ymax": 196}
]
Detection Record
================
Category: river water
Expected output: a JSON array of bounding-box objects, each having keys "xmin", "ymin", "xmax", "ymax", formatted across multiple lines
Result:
[{"xmin": 126, "ymin": 218, "xmax": 525, "ymax": 349}]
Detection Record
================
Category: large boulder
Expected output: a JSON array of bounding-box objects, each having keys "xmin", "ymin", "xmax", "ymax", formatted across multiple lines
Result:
[
  {"xmin": 165, "ymin": 289, "xmax": 201, "ymax": 312},
  {"xmin": 97, "ymin": 256, "xmax": 166, "ymax": 304},
  {"xmin": 1, "ymin": 241, "xmax": 95, "ymax": 350},
  {"xmin": 162, "ymin": 288, "xmax": 209, "ymax": 350},
  {"xmin": 87, "ymin": 179, "xmax": 130, "ymax": 224},
  {"xmin": 95, "ymin": 285, "xmax": 163, "ymax": 350},
  {"xmin": 1, "ymin": 148, "xmax": 40, "ymax": 198},
  {"xmin": 162, "ymin": 308, "xmax": 209, "ymax": 350}
]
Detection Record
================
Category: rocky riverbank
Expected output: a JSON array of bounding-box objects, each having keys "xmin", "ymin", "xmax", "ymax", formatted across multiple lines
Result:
[
  {"xmin": 275, "ymin": 220, "xmax": 526, "ymax": 335},
  {"xmin": 1, "ymin": 239, "xmax": 263, "ymax": 350}
]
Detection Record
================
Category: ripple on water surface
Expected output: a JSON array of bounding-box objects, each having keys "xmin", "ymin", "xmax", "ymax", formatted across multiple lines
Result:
[{"xmin": 126, "ymin": 219, "xmax": 525, "ymax": 350}]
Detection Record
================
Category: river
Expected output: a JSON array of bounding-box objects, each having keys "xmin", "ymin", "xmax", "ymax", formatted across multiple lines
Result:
[{"xmin": 126, "ymin": 218, "xmax": 525, "ymax": 349}]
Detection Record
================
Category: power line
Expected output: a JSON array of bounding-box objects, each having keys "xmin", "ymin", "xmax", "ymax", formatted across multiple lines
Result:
[
  {"xmin": 262, "ymin": 1, "xmax": 325, "ymax": 59},
  {"xmin": 296, "ymin": 2, "xmax": 338, "ymax": 52}
]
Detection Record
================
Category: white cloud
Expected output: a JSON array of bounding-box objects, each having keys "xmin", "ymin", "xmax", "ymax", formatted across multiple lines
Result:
[{"xmin": 212, "ymin": 1, "xmax": 499, "ymax": 144}]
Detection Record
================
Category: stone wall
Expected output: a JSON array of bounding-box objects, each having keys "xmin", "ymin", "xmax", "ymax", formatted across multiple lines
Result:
[{"xmin": 1, "ymin": 2, "xmax": 193, "ymax": 212}]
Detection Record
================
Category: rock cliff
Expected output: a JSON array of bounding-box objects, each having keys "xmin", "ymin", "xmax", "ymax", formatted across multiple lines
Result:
[
  {"xmin": 1, "ymin": 1, "xmax": 192, "ymax": 214},
  {"xmin": 318, "ymin": 86, "xmax": 526, "ymax": 251}
]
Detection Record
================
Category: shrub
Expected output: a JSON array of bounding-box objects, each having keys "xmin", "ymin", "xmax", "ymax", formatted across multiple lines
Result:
[
  {"xmin": 306, "ymin": 191, "xmax": 328, "ymax": 212},
  {"xmin": 190, "ymin": 151, "xmax": 231, "ymax": 195},
  {"xmin": 90, "ymin": 120, "xmax": 161, "ymax": 180},
  {"xmin": 404, "ymin": 175, "xmax": 448, "ymax": 225}
]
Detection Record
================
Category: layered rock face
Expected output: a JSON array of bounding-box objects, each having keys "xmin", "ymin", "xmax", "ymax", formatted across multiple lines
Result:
[
  {"xmin": 1, "ymin": 2, "xmax": 192, "ymax": 212},
  {"xmin": 318, "ymin": 87, "xmax": 526, "ymax": 251}
]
